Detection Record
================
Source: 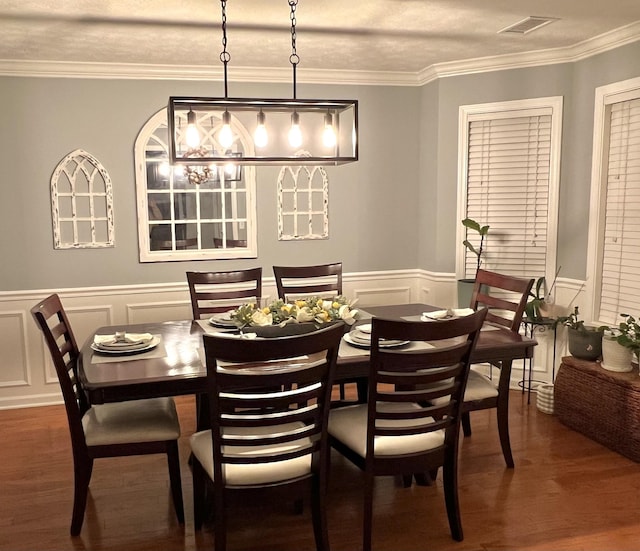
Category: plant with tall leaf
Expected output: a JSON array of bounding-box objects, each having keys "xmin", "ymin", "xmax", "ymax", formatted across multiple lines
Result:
[{"xmin": 462, "ymin": 218, "xmax": 490, "ymax": 275}]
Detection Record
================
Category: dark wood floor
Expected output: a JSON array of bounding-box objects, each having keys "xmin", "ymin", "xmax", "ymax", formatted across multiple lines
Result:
[{"xmin": 1, "ymin": 387, "xmax": 639, "ymax": 551}]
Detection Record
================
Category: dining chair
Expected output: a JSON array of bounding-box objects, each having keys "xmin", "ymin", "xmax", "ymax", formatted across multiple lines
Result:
[
  {"xmin": 272, "ymin": 262, "xmax": 349, "ymax": 401},
  {"xmin": 461, "ymin": 268, "xmax": 535, "ymax": 467},
  {"xmin": 190, "ymin": 322, "xmax": 344, "ymax": 551},
  {"xmin": 186, "ymin": 268, "xmax": 262, "ymax": 319},
  {"xmin": 30, "ymin": 294, "xmax": 184, "ymax": 536},
  {"xmin": 328, "ymin": 309, "xmax": 487, "ymax": 549},
  {"xmin": 273, "ymin": 262, "xmax": 343, "ymax": 302}
]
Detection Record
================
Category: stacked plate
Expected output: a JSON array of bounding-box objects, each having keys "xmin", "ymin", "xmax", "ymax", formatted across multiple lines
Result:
[
  {"xmin": 343, "ymin": 324, "xmax": 409, "ymax": 349},
  {"xmin": 91, "ymin": 332, "xmax": 159, "ymax": 354},
  {"xmin": 536, "ymin": 383, "xmax": 555, "ymax": 414},
  {"xmin": 208, "ymin": 311, "xmax": 238, "ymax": 329}
]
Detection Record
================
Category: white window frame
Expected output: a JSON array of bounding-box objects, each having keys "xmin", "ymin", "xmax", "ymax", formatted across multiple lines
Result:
[
  {"xmin": 456, "ymin": 97, "xmax": 562, "ymax": 287},
  {"xmin": 134, "ymin": 108, "xmax": 257, "ymax": 262},
  {"xmin": 586, "ymin": 76, "xmax": 640, "ymax": 325}
]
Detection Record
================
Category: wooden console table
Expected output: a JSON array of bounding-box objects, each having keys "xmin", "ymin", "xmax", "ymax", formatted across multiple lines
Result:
[{"xmin": 555, "ymin": 356, "xmax": 640, "ymax": 462}]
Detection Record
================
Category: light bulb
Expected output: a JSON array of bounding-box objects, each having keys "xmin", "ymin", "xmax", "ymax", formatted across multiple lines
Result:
[
  {"xmin": 158, "ymin": 162, "xmax": 170, "ymax": 177},
  {"xmin": 254, "ymin": 110, "xmax": 268, "ymax": 148},
  {"xmin": 218, "ymin": 110, "xmax": 234, "ymax": 148},
  {"xmin": 225, "ymin": 163, "xmax": 235, "ymax": 177},
  {"xmin": 185, "ymin": 109, "xmax": 200, "ymax": 148},
  {"xmin": 322, "ymin": 112, "xmax": 336, "ymax": 148},
  {"xmin": 288, "ymin": 111, "xmax": 302, "ymax": 148}
]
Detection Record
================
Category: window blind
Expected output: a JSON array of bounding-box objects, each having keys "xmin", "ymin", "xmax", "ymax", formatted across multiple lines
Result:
[
  {"xmin": 464, "ymin": 113, "xmax": 551, "ymax": 281},
  {"xmin": 598, "ymin": 97, "xmax": 640, "ymax": 323}
]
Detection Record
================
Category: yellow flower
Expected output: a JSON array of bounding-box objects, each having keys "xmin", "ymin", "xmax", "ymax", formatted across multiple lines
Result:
[
  {"xmin": 281, "ymin": 304, "xmax": 292, "ymax": 313},
  {"xmin": 332, "ymin": 301, "xmax": 340, "ymax": 309},
  {"xmin": 262, "ymin": 307, "xmax": 270, "ymax": 314},
  {"xmin": 295, "ymin": 300, "xmax": 306, "ymax": 308}
]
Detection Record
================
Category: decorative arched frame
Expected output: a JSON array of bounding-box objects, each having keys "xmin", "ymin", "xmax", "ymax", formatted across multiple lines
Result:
[
  {"xmin": 134, "ymin": 108, "xmax": 257, "ymax": 262},
  {"xmin": 277, "ymin": 151, "xmax": 329, "ymax": 241},
  {"xmin": 50, "ymin": 149, "xmax": 114, "ymax": 249}
]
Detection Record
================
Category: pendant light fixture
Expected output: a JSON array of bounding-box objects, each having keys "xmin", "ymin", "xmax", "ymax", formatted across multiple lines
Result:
[{"xmin": 167, "ymin": 0, "xmax": 358, "ymax": 168}]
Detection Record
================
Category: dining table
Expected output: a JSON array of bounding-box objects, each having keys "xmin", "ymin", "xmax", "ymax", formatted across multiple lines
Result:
[{"xmin": 79, "ymin": 303, "xmax": 537, "ymax": 413}]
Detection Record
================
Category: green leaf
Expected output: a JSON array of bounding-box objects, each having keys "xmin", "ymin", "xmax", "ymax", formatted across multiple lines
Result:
[
  {"xmin": 462, "ymin": 240, "xmax": 479, "ymax": 256},
  {"xmin": 462, "ymin": 218, "xmax": 481, "ymax": 232},
  {"xmin": 479, "ymin": 225, "xmax": 490, "ymax": 235}
]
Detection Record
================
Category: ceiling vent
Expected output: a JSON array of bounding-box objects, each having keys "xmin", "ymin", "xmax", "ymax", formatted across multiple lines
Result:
[{"xmin": 498, "ymin": 16, "xmax": 558, "ymax": 35}]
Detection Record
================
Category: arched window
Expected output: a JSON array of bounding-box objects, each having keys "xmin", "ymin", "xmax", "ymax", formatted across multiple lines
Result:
[{"xmin": 134, "ymin": 108, "xmax": 257, "ymax": 262}]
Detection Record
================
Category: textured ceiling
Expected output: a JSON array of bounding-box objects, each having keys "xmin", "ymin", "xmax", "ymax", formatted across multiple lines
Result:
[{"xmin": 1, "ymin": 0, "xmax": 640, "ymax": 75}]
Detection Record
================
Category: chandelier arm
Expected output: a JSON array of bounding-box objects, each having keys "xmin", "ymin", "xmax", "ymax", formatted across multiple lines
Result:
[
  {"xmin": 220, "ymin": 0, "xmax": 230, "ymax": 98},
  {"xmin": 289, "ymin": 0, "xmax": 299, "ymax": 99}
]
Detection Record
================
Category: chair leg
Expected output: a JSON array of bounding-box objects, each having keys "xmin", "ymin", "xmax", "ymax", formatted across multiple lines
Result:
[
  {"xmin": 70, "ymin": 458, "xmax": 93, "ymax": 536},
  {"xmin": 339, "ymin": 383, "xmax": 346, "ymax": 401},
  {"xmin": 166, "ymin": 441, "xmax": 184, "ymax": 524},
  {"xmin": 192, "ymin": 458, "xmax": 206, "ymax": 530},
  {"xmin": 311, "ymin": 474, "xmax": 330, "ymax": 551},
  {"xmin": 461, "ymin": 411, "xmax": 472, "ymax": 437},
  {"xmin": 401, "ymin": 474, "xmax": 413, "ymax": 488},
  {"xmin": 442, "ymin": 458, "xmax": 463, "ymax": 541},
  {"xmin": 363, "ymin": 472, "xmax": 374, "ymax": 551},
  {"xmin": 214, "ymin": 486, "xmax": 227, "ymax": 551},
  {"xmin": 497, "ymin": 396, "xmax": 514, "ymax": 468}
]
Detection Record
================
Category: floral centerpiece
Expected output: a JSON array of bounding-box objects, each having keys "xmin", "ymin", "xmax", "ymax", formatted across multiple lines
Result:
[{"xmin": 231, "ymin": 295, "xmax": 358, "ymax": 335}]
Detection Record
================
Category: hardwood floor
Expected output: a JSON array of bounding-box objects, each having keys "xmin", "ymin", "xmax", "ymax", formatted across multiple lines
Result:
[{"xmin": 1, "ymin": 388, "xmax": 639, "ymax": 551}]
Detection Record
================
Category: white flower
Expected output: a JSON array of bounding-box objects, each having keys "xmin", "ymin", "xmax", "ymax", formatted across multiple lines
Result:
[
  {"xmin": 322, "ymin": 299, "xmax": 333, "ymax": 311},
  {"xmin": 251, "ymin": 310, "xmax": 273, "ymax": 326},
  {"xmin": 296, "ymin": 307, "xmax": 315, "ymax": 323},
  {"xmin": 339, "ymin": 304, "xmax": 358, "ymax": 325}
]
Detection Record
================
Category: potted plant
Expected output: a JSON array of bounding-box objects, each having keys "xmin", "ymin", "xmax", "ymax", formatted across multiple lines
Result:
[
  {"xmin": 598, "ymin": 313, "xmax": 639, "ymax": 372},
  {"xmin": 555, "ymin": 306, "xmax": 603, "ymax": 361},
  {"xmin": 525, "ymin": 277, "xmax": 547, "ymax": 322},
  {"xmin": 458, "ymin": 218, "xmax": 489, "ymax": 307}
]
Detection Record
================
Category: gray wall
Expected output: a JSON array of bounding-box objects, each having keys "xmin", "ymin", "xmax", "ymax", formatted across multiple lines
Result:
[
  {"xmin": 2, "ymin": 39, "xmax": 639, "ymax": 292},
  {"xmin": 417, "ymin": 40, "xmax": 640, "ymax": 279},
  {"xmin": 0, "ymin": 79, "xmax": 420, "ymax": 291}
]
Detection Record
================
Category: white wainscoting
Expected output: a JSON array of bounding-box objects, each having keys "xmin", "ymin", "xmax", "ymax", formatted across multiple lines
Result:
[{"xmin": 0, "ymin": 270, "xmax": 578, "ymax": 409}]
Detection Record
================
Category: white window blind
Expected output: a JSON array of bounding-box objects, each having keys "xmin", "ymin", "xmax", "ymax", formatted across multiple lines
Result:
[
  {"xmin": 464, "ymin": 112, "xmax": 551, "ymax": 280},
  {"xmin": 598, "ymin": 97, "xmax": 640, "ymax": 322}
]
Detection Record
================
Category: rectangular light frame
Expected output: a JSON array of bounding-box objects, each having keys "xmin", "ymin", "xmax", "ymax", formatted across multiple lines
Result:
[{"xmin": 168, "ymin": 96, "xmax": 358, "ymax": 166}]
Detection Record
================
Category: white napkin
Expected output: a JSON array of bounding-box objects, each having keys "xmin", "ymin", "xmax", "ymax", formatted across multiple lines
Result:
[
  {"xmin": 94, "ymin": 332, "xmax": 153, "ymax": 345},
  {"xmin": 421, "ymin": 308, "xmax": 475, "ymax": 321}
]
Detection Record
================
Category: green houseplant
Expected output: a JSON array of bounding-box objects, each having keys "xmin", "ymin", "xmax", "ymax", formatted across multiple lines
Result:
[
  {"xmin": 598, "ymin": 313, "xmax": 640, "ymax": 372},
  {"xmin": 555, "ymin": 306, "xmax": 603, "ymax": 361},
  {"xmin": 525, "ymin": 277, "xmax": 547, "ymax": 322},
  {"xmin": 458, "ymin": 218, "xmax": 489, "ymax": 307}
]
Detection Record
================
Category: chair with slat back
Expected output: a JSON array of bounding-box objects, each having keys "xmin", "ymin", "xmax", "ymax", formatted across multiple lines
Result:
[
  {"xmin": 273, "ymin": 263, "xmax": 343, "ymax": 303},
  {"xmin": 187, "ymin": 268, "xmax": 263, "ymax": 319},
  {"xmin": 189, "ymin": 322, "xmax": 344, "ymax": 551},
  {"xmin": 272, "ymin": 263, "xmax": 350, "ymax": 402},
  {"xmin": 462, "ymin": 268, "xmax": 535, "ymax": 467},
  {"xmin": 30, "ymin": 294, "xmax": 184, "ymax": 536},
  {"xmin": 328, "ymin": 309, "xmax": 488, "ymax": 549}
]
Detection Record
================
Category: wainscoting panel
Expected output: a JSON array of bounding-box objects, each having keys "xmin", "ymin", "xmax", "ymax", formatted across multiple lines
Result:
[{"xmin": 0, "ymin": 272, "xmax": 582, "ymax": 409}]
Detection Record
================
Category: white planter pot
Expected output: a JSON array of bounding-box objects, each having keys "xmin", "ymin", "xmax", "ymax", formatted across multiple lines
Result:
[
  {"xmin": 601, "ymin": 336, "xmax": 633, "ymax": 372},
  {"xmin": 536, "ymin": 383, "xmax": 554, "ymax": 414}
]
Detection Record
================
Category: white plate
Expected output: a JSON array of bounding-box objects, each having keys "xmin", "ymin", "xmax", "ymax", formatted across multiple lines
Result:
[
  {"xmin": 91, "ymin": 335, "xmax": 161, "ymax": 355},
  {"xmin": 356, "ymin": 323, "xmax": 372, "ymax": 334},
  {"xmin": 343, "ymin": 333, "xmax": 409, "ymax": 350},
  {"xmin": 208, "ymin": 312, "xmax": 237, "ymax": 328}
]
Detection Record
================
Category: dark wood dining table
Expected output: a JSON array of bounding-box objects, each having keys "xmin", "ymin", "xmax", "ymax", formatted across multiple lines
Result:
[{"xmin": 79, "ymin": 303, "xmax": 537, "ymax": 407}]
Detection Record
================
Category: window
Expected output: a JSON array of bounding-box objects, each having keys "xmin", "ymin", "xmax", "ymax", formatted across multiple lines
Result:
[
  {"xmin": 134, "ymin": 109, "xmax": 257, "ymax": 262},
  {"xmin": 457, "ymin": 97, "xmax": 562, "ymax": 286},
  {"xmin": 587, "ymin": 77, "xmax": 640, "ymax": 324}
]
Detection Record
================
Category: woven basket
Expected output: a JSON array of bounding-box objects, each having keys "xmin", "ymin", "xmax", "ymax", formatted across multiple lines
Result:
[
  {"xmin": 536, "ymin": 383, "xmax": 554, "ymax": 414},
  {"xmin": 555, "ymin": 356, "xmax": 640, "ymax": 462}
]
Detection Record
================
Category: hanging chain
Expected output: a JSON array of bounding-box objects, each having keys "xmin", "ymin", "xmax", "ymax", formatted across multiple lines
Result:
[
  {"xmin": 289, "ymin": 0, "xmax": 299, "ymax": 99},
  {"xmin": 220, "ymin": 0, "xmax": 230, "ymax": 97}
]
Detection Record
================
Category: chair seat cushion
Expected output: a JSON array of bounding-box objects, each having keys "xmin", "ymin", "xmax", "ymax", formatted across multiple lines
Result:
[
  {"xmin": 328, "ymin": 402, "xmax": 444, "ymax": 457},
  {"xmin": 189, "ymin": 423, "xmax": 313, "ymax": 486},
  {"xmin": 464, "ymin": 369, "xmax": 499, "ymax": 401},
  {"xmin": 82, "ymin": 397, "xmax": 180, "ymax": 446},
  {"xmin": 431, "ymin": 369, "xmax": 499, "ymax": 407}
]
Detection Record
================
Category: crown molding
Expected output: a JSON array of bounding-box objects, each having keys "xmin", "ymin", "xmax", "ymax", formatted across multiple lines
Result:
[
  {"xmin": 418, "ymin": 20, "xmax": 640, "ymax": 84},
  {"xmin": 0, "ymin": 22, "xmax": 637, "ymax": 86}
]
